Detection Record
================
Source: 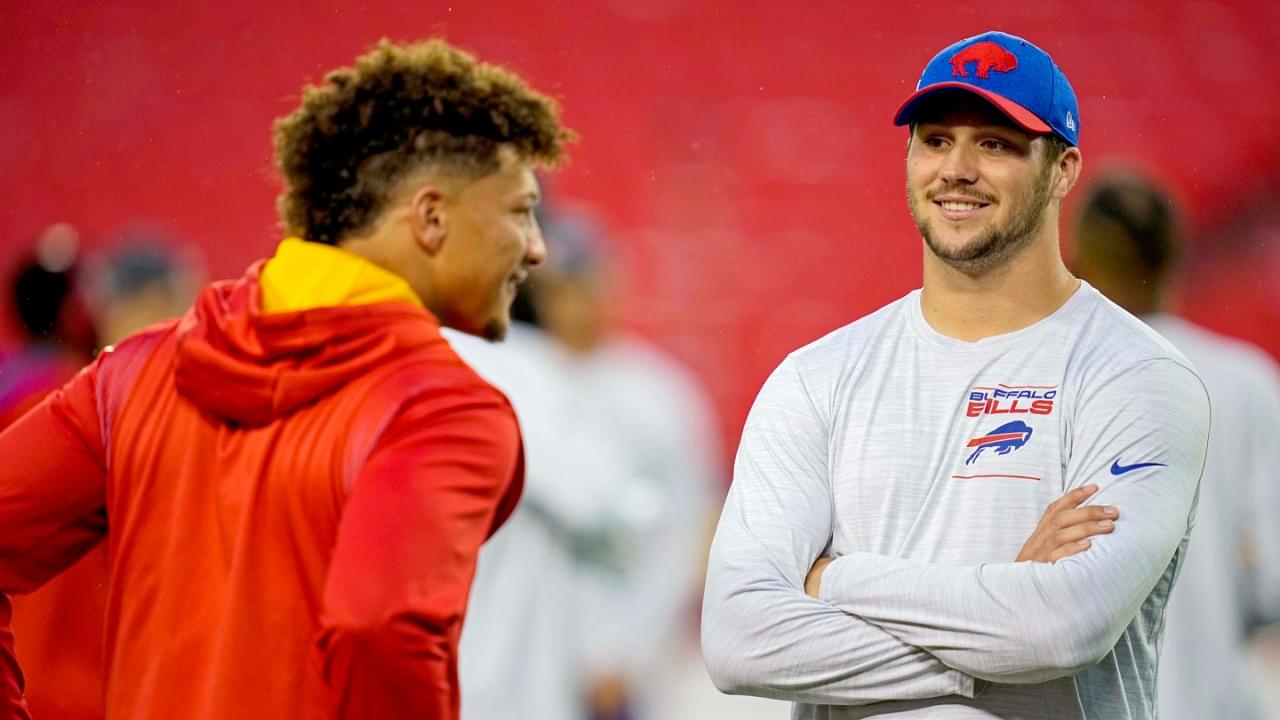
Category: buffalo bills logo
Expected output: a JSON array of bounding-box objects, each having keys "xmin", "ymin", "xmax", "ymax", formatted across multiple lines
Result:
[
  {"xmin": 965, "ymin": 420, "xmax": 1033, "ymax": 465},
  {"xmin": 950, "ymin": 41, "xmax": 1018, "ymax": 79}
]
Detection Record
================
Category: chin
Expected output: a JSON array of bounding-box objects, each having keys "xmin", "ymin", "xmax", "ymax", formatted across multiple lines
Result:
[{"xmin": 480, "ymin": 316, "xmax": 509, "ymax": 342}]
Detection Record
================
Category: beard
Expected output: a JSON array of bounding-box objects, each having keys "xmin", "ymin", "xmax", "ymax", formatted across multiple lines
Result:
[
  {"xmin": 908, "ymin": 159, "xmax": 1055, "ymax": 274},
  {"xmin": 481, "ymin": 314, "xmax": 509, "ymax": 342}
]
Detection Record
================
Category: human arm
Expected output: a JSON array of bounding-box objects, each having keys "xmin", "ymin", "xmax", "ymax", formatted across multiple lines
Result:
[
  {"xmin": 817, "ymin": 359, "xmax": 1210, "ymax": 683},
  {"xmin": 316, "ymin": 384, "xmax": 523, "ymax": 719},
  {"xmin": 701, "ymin": 357, "xmax": 976, "ymax": 705},
  {"xmin": 0, "ymin": 360, "xmax": 111, "ymax": 719},
  {"xmin": 441, "ymin": 328, "xmax": 624, "ymax": 535},
  {"xmin": 806, "ymin": 483, "xmax": 1118, "ymax": 597}
]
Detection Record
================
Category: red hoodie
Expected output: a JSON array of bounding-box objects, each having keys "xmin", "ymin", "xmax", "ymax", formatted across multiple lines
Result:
[{"xmin": 0, "ymin": 261, "xmax": 523, "ymax": 719}]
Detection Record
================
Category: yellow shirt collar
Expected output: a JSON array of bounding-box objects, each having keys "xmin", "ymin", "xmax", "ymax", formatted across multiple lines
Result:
[{"xmin": 259, "ymin": 237, "xmax": 423, "ymax": 313}]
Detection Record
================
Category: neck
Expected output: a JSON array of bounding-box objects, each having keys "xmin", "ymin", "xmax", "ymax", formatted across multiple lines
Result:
[
  {"xmin": 919, "ymin": 230, "xmax": 1080, "ymax": 341},
  {"xmin": 337, "ymin": 211, "xmax": 438, "ymax": 314}
]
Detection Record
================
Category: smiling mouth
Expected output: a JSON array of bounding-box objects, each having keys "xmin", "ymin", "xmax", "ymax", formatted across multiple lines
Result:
[{"xmin": 937, "ymin": 200, "xmax": 988, "ymax": 212}]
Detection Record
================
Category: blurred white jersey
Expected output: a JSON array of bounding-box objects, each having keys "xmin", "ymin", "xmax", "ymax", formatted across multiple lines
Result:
[
  {"xmin": 556, "ymin": 336, "xmax": 721, "ymax": 716},
  {"xmin": 1146, "ymin": 315, "xmax": 1280, "ymax": 720},
  {"xmin": 450, "ymin": 326, "xmax": 721, "ymax": 720},
  {"xmin": 451, "ymin": 325, "xmax": 632, "ymax": 720}
]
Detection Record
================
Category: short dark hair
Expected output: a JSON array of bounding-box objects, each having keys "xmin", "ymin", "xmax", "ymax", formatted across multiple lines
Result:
[
  {"xmin": 1040, "ymin": 133, "xmax": 1070, "ymax": 165},
  {"xmin": 1076, "ymin": 176, "xmax": 1179, "ymax": 276},
  {"xmin": 273, "ymin": 39, "xmax": 574, "ymax": 245}
]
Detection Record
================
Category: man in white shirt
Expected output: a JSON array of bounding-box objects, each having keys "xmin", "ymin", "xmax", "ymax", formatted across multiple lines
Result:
[
  {"xmin": 1073, "ymin": 173, "xmax": 1280, "ymax": 720},
  {"xmin": 453, "ymin": 211, "xmax": 722, "ymax": 720},
  {"xmin": 452, "ymin": 320, "xmax": 630, "ymax": 720},
  {"xmin": 529, "ymin": 211, "xmax": 722, "ymax": 720},
  {"xmin": 702, "ymin": 31, "xmax": 1211, "ymax": 719}
]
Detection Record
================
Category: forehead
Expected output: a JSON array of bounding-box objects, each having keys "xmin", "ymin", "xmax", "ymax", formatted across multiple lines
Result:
[{"xmin": 910, "ymin": 90, "xmax": 1030, "ymax": 135}]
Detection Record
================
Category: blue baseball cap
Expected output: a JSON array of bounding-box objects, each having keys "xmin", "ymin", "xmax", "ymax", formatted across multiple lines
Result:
[{"xmin": 894, "ymin": 31, "xmax": 1080, "ymax": 146}]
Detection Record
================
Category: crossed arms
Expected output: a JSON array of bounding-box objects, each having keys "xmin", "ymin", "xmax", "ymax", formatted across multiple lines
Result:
[{"xmin": 701, "ymin": 356, "xmax": 1209, "ymax": 705}]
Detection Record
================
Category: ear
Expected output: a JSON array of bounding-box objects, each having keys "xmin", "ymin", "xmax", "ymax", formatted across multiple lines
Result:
[
  {"xmin": 409, "ymin": 184, "xmax": 449, "ymax": 255},
  {"xmin": 1052, "ymin": 146, "xmax": 1083, "ymax": 201}
]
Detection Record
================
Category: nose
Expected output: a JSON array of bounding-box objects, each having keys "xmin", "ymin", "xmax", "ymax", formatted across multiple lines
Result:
[
  {"xmin": 525, "ymin": 219, "xmax": 548, "ymax": 267},
  {"xmin": 938, "ymin": 142, "xmax": 979, "ymax": 185}
]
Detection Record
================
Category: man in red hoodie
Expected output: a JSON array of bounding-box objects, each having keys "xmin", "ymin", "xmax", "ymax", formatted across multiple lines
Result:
[{"xmin": 0, "ymin": 38, "xmax": 571, "ymax": 719}]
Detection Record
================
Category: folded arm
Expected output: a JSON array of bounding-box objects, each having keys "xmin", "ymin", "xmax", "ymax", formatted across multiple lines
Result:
[
  {"xmin": 819, "ymin": 359, "xmax": 1210, "ymax": 683},
  {"xmin": 702, "ymin": 357, "xmax": 975, "ymax": 705}
]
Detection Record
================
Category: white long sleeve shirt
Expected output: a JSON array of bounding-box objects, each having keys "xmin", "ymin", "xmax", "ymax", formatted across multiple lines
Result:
[{"xmin": 702, "ymin": 283, "xmax": 1210, "ymax": 719}]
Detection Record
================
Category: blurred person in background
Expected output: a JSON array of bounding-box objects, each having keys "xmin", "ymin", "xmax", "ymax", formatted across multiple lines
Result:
[
  {"xmin": 703, "ymin": 31, "xmax": 1209, "ymax": 719},
  {"xmin": 452, "ymin": 207, "xmax": 722, "ymax": 720},
  {"xmin": 528, "ymin": 210, "xmax": 721, "ymax": 720},
  {"xmin": 450, "ymin": 283, "xmax": 635, "ymax": 720},
  {"xmin": 1073, "ymin": 173, "xmax": 1280, "ymax": 720},
  {"xmin": 0, "ymin": 223, "xmax": 101, "ymax": 720},
  {"xmin": 87, "ymin": 232, "xmax": 204, "ymax": 347},
  {"xmin": 0, "ymin": 38, "xmax": 570, "ymax": 720},
  {"xmin": 9, "ymin": 234, "xmax": 204, "ymax": 720},
  {"xmin": 0, "ymin": 223, "xmax": 97, "ymax": 428}
]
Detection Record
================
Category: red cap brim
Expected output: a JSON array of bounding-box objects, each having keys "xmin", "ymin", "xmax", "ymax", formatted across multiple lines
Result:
[{"xmin": 893, "ymin": 83, "xmax": 1051, "ymax": 134}]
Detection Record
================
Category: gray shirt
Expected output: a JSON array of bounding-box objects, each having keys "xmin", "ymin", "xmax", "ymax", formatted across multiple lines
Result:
[{"xmin": 702, "ymin": 283, "xmax": 1210, "ymax": 719}]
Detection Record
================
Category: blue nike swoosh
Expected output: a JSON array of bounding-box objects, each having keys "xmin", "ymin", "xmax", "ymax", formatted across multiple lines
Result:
[{"xmin": 1110, "ymin": 460, "xmax": 1167, "ymax": 476}]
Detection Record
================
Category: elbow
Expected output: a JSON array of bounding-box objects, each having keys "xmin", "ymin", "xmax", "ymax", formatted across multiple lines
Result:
[
  {"xmin": 317, "ymin": 609, "xmax": 459, "ymax": 685},
  {"xmin": 1009, "ymin": 614, "xmax": 1117, "ymax": 681},
  {"xmin": 701, "ymin": 628, "xmax": 750, "ymax": 695},
  {"xmin": 700, "ymin": 598, "xmax": 781, "ymax": 697},
  {"xmin": 1048, "ymin": 625, "xmax": 1116, "ymax": 676}
]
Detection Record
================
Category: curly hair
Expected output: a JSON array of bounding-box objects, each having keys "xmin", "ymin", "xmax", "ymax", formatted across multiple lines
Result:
[{"xmin": 273, "ymin": 39, "xmax": 573, "ymax": 245}]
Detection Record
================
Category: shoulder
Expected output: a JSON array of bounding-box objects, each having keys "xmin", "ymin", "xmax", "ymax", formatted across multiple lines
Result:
[
  {"xmin": 788, "ymin": 293, "xmax": 912, "ymax": 379},
  {"xmin": 1150, "ymin": 315, "xmax": 1280, "ymax": 384},
  {"xmin": 752, "ymin": 294, "xmax": 912, "ymax": 419},
  {"xmin": 371, "ymin": 330, "xmax": 519, "ymax": 430},
  {"xmin": 1148, "ymin": 315, "xmax": 1280, "ymax": 416},
  {"xmin": 596, "ymin": 334, "xmax": 711, "ymax": 406},
  {"xmin": 93, "ymin": 319, "xmax": 183, "ymax": 409},
  {"xmin": 440, "ymin": 323, "xmax": 562, "ymax": 400},
  {"xmin": 1068, "ymin": 286, "xmax": 1201, "ymax": 388},
  {"xmin": 102, "ymin": 318, "xmax": 182, "ymax": 362},
  {"xmin": 1075, "ymin": 287, "xmax": 1189, "ymax": 365}
]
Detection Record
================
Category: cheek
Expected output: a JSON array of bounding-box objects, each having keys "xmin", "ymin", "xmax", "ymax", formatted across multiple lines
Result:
[{"xmin": 905, "ymin": 159, "xmax": 933, "ymax": 191}]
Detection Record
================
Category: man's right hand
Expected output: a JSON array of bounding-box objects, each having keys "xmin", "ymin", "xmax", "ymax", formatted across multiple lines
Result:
[{"xmin": 1016, "ymin": 484, "xmax": 1118, "ymax": 563}]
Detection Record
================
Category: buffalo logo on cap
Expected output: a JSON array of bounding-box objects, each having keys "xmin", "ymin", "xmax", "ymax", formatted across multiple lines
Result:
[{"xmin": 949, "ymin": 41, "xmax": 1018, "ymax": 79}]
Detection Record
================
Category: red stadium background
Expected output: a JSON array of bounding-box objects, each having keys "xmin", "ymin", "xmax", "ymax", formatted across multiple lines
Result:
[{"xmin": 4, "ymin": 1, "xmax": 1279, "ymax": 466}]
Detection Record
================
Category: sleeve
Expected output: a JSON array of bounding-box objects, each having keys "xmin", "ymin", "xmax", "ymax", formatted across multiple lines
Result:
[
  {"xmin": 315, "ymin": 384, "xmax": 524, "ymax": 720},
  {"xmin": 0, "ymin": 360, "xmax": 110, "ymax": 719},
  {"xmin": 701, "ymin": 357, "xmax": 977, "ymax": 705},
  {"xmin": 818, "ymin": 358, "xmax": 1210, "ymax": 683}
]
